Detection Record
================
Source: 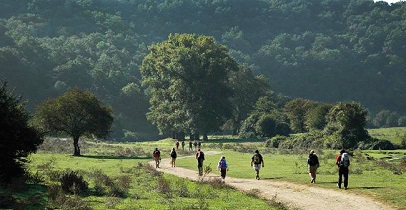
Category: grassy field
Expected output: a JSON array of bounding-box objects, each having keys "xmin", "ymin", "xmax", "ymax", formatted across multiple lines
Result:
[
  {"xmin": 177, "ymin": 146, "xmax": 406, "ymax": 209},
  {"xmin": 368, "ymin": 127, "xmax": 406, "ymax": 145},
  {"xmin": 3, "ymin": 130, "xmax": 406, "ymax": 209},
  {"xmin": 1, "ymin": 138, "xmax": 283, "ymax": 210}
]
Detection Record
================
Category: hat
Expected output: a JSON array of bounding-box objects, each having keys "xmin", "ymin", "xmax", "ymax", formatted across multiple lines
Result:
[
  {"xmin": 340, "ymin": 149, "xmax": 346, "ymax": 154},
  {"xmin": 310, "ymin": 150, "xmax": 314, "ymax": 154}
]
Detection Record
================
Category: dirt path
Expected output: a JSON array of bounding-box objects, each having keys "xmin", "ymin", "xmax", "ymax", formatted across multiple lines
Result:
[{"xmin": 149, "ymin": 151, "xmax": 394, "ymax": 210}]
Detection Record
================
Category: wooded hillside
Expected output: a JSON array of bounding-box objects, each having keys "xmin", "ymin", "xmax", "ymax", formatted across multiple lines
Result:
[{"xmin": 1, "ymin": 0, "xmax": 405, "ymax": 139}]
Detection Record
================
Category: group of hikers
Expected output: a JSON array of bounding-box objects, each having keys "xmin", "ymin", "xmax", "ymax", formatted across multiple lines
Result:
[
  {"xmin": 153, "ymin": 144, "xmax": 351, "ymax": 189},
  {"xmin": 307, "ymin": 149, "xmax": 350, "ymax": 189}
]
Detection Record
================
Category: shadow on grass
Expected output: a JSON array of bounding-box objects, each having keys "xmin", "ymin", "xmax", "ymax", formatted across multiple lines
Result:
[
  {"xmin": 204, "ymin": 138, "xmax": 265, "ymax": 144},
  {"xmin": 355, "ymin": 186, "xmax": 384, "ymax": 190},
  {"xmin": 79, "ymin": 155, "xmax": 151, "ymax": 160},
  {"xmin": 262, "ymin": 177, "xmax": 284, "ymax": 180}
]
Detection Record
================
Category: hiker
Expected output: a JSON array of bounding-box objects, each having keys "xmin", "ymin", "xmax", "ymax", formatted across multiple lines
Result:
[
  {"xmin": 307, "ymin": 150, "xmax": 319, "ymax": 183},
  {"xmin": 336, "ymin": 149, "xmax": 350, "ymax": 190},
  {"xmin": 196, "ymin": 148, "xmax": 205, "ymax": 176},
  {"xmin": 170, "ymin": 147, "xmax": 177, "ymax": 167},
  {"xmin": 251, "ymin": 150, "xmax": 264, "ymax": 180},
  {"xmin": 181, "ymin": 140, "xmax": 185, "ymax": 150},
  {"xmin": 197, "ymin": 140, "xmax": 201, "ymax": 149},
  {"xmin": 193, "ymin": 141, "xmax": 198, "ymax": 150},
  {"xmin": 217, "ymin": 156, "xmax": 229, "ymax": 181},
  {"xmin": 175, "ymin": 140, "xmax": 180, "ymax": 150},
  {"xmin": 189, "ymin": 140, "xmax": 193, "ymax": 151},
  {"xmin": 153, "ymin": 148, "xmax": 161, "ymax": 168}
]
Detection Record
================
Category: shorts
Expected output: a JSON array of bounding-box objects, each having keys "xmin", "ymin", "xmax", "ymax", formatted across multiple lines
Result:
[{"xmin": 253, "ymin": 164, "xmax": 261, "ymax": 171}]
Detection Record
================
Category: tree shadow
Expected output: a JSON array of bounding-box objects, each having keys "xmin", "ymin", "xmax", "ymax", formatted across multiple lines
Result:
[{"xmin": 79, "ymin": 155, "xmax": 150, "ymax": 160}]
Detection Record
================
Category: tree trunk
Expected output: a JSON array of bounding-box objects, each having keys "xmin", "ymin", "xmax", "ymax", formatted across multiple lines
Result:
[
  {"xmin": 232, "ymin": 128, "xmax": 238, "ymax": 136},
  {"xmin": 203, "ymin": 133, "xmax": 208, "ymax": 141},
  {"xmin": 73, "ymin": 136, "xmax": 81, "ymax": 156}
]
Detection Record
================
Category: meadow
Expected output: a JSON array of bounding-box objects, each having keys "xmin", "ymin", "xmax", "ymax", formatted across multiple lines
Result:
[
  {"xmin": 3, "ymin": 127, "xmax": 406, "ymax": 209},
  {"xmin": 1, "ymin": 138, "xmax": 283, "ymax": 210}
]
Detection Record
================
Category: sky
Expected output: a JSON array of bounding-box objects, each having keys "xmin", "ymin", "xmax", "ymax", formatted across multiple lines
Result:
[{"xmin": 374, "ymin": 0, "xmax": 403, "ymax": 3}]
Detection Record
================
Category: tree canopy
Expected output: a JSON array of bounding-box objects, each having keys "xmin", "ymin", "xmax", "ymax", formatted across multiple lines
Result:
[
  {"xmin": 0, "ymin": 81, "xmax": 43, "ymax": 183},
  {"xmin": 140, "ymin": 33, "xmax": 238, "ymax": 138},
  {"xmin": 34, "ymin": 88, "xmax": 113, "ymax": 156},
  {"xmin": 1, "ymin": 0, "xmax": 406, "ymax": 139}
]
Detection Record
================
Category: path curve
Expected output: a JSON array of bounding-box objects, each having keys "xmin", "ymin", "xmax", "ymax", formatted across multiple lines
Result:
[{"xmin": 148, "ymin": 151, "xmax": 394, "ymax": 210}]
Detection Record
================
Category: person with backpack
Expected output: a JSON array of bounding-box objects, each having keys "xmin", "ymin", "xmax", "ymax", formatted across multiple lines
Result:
[
  {"xmin": 170, "ymin": 147, "xmax": 177, "ymax": 167},
  {"xmin": 175, "ymin": 140, "xmax": 180, "ymax": 150},
  {"xmin": 217, "ymin": 156, "xmax": 229, "ymax": 182},
  {"xmin": 307, "ymin": 150, "xmax": 319, "ymax": 183},
  {"xmin": 251, "ymin": 150, "xmax": 264, "ymax": 180},
  {"xmin": 336, "ymin": 149, "xmax": 350, "ymax": 189},
  {"xmin": 189, "ymin": 140, "xmax": 193, "ymax": 151},
  {"xmin": 196, "ymin": 148, "xmax": 205, "ymax": 176},
  {"xmin": 153, "ymin": 148, "xmax": 161, "ymax": 168}
]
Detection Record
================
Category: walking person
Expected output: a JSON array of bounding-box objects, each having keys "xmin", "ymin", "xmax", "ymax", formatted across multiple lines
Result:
[
  {"xmin": 193, "ymin": 141, "xmax": 198, "ymax": 150},
  {"xmin": 251, "ymin": 150, "xmax": 264, "ymax": 180},
  {"xmin": 181, "ymin": 140, "xmax": 185, "ymax": 150},
  {"xmin": 336, "ymin": 149, "xmax": 350, "ymax": 190},
  {"xmin": 196, "ymin": 148, "xmax": 205, "ymax": 176},
  {"xmin": 152, "ymin": 148, "xmax": 161, "ymax": 168},
  {"xmin": 175, "ymin": 140, "xmax": 180, "ymax": 150},
  {"xmin": 307, "ymin": 150, "xmax": 319, "ymax": 183},
  {"xmin": 217, "ymin": 156, "xmax": 229, "ymax": 182},
  {"xmin": 189, "ymin": 140, "xmax": 193, "ymax": 151},
  {"xmin": 170, "ymin": 147, "xmax": 177, "ymax": 167}
]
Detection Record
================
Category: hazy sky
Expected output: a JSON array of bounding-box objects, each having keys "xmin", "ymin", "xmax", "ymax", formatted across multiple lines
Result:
[{"xmin": 374, "ymin": 0, "xmax": 403, "ymax": 3}]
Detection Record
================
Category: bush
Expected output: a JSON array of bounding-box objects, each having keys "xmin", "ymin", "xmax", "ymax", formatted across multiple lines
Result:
[
  {"xmin": 400, "ymin": 133, "xmax": 406, "ymax": 149},
  {"xmin": 265, "ymin": 135, "xmax": 287, "ymax": 148},
  {"xmin": 279, "ymin": 131, "xmax": 324, "ymax": 149},
  {"xmin": 59, "ymin": 170, "xmax": 88, "ymax": 195},
  {"xmin": 358, "ymin": 138, "xmax": 396, "ymax": 150}
]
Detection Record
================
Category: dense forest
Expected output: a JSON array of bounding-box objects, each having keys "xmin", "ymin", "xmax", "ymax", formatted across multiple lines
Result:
[{"xmin": 1, "ymin": 0, "xmax": 405, "ymax": 140}]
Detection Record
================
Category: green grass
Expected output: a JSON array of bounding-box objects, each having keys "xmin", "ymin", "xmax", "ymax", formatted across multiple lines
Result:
[
  {"xmin": 368, "ymin": 127, "xmax": 406, "ymax": 145},
  {"xmin": 2, "ymin": 138, "xmax": 283, "ymax": 210},
  {"xmin": 6, "ymin": 136, "xmax": 406, "ymax": 209},
  {"xmin": 177, "ymin": 148, "xmax": 406, "ymax": 209}
]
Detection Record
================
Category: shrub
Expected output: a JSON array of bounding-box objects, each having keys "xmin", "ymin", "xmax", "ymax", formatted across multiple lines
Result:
[
  {"xmin": 400, "ymin": 133, "xmax": 406, "ymax": 149},
  {"xmin": 0, "ymin": 193, "xmax": 15, "ymax": 208},
  {"xmin": 156, "ymin": 176, "xmax": 172, "ymax": 198},
  {"xmin": 265, "ymin": 135, "xmax": 287, "ymax": 148},
  {"xmin": 59, "ymin": 170, "xmax": 88, "ymax": 195}
]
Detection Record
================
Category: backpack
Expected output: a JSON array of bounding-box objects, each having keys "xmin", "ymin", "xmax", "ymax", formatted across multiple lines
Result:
[
  {"xmin": 340, "ymin": 153, "xmax": 350, "ymax": 167},
  {"xmin": 153, "ymin": 150, "xmax": 160, "ymax": 158},
  {"xmin": 253, "ymin": 154, "xmax": 261, "ymax": 164},
  {"xmin": 171, "ymin": 150, "xmax": 177, "ymax": 158},
  {"xmin": 308, "ymin": 154, "xmax": 318, "ymax": 166},
  {"xmin": 219, "ymin": 159, "xmax": 227, "ymax": 168},
  {"xmin": 198, "ymin": 151, "xmax": 205, "ymax": 160}
]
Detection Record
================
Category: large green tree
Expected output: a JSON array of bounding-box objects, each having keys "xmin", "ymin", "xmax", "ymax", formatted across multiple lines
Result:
[
  {"xmin": 284, "ymin": 98, "xmax": 317, "ymax": 133},
  {"xmin": 325, "ymin": 101, "xmax": 370, "ymax": 149},
  {"xmin": 140, "ymin": 33, "xmax": 239, "ymax": 139},
  {"xmin": 34, "ymin": 88, "xmax": 113, "ymax": 156},
  {"xmin": 227, "ymin": 65, "xmax": 270, "ymax": 135},
  {"xmin": 0, "ymin": 81, "xmax": 43, "ymax": 183}
]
